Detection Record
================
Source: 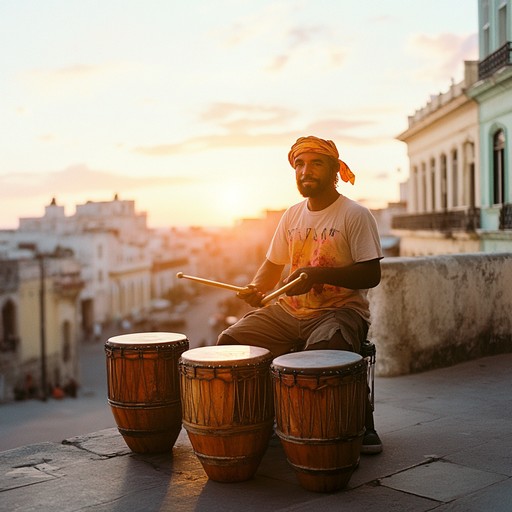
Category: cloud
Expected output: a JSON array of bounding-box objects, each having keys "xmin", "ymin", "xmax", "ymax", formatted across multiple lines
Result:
[
  {"xmin": 408, "ymin": 32, "xmax": 479, "ymax": 80},
  {"xmin": 288, "ymin": 25, "xmax": 331, "ymax": 46},
  {"xmin": 134, "ymin": 126, "xmax": 381, "ymax": 157},
  {"xmin": 201, "ymin": 103, "xmax": 295, "ymax": 131},
  {"xmin": 20, "ymin": 62, "xmax": 133, "ymax": 96},
  {"xmin": 266, "ymin": 55, "xmax": 290, "ymax": 72},
  {"xmin": 219, "ymin": 3, "xmax": 290, "ymax": 47},
  {"xmin": 0, "ymin": 165, "xmax": 192, "ymax": 197},
  {"xmin": 134, "ymin": 102, "xmax": 389, "ymax": 156}
]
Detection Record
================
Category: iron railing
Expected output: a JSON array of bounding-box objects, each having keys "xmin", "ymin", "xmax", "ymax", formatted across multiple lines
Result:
[
  {"xmin": 478, "ymin": 42, "xmax": 512, "ymax": 80},
  {"xmin": 392, "ymin": 208, "xmax": 481, "ymax": 232},
  {"xmin": 499, "ymin": 203, "xmax": 512, "ymax": 229}
]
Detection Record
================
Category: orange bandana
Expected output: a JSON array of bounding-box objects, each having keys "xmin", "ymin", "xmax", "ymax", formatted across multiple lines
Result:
[{"xmin": 287, "ymin": 136, "xmax": 355, "ymax": 185}]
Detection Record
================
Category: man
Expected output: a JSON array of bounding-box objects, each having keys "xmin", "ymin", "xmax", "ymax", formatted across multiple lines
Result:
[{"xmin": 217, "ymin": 135, "xmax": 383, "ymax": 454}]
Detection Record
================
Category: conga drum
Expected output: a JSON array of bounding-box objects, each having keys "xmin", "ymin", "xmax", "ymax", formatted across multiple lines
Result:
[
  {"xmin": 179, "ymin": 345, "xmax": 274, "ymax": 482},
  {"xmin": 271, "ymin": 350, "xmax": 367, "ymax": 493},
  {"xmin": 105, "ymin": 332, "xmax": 189, "ymax": 453}
]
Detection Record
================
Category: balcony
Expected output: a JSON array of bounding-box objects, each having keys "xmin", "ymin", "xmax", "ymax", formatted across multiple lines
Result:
[
  {"xmin": 478, "ymin": 42, "xmax": 512, "ymax": 80},
  {"xmin": 392, "ymin": 208, "xmax": 481, "ymax": 232},
  {"xmin": 53, "ymin": 273, "xmax": 85, "ymax": 298},
  {"xmin": 0, "ymin": 335, "xmax": 19, "ymax": 352},
  {"xmin": 499, "ymin": 203, "xmax": 512, "ymax": 230}
]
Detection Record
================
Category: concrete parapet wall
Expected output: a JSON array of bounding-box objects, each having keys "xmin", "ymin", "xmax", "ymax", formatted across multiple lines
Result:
[{"xmin": 368, "ymin": 253, "xmax": 512, "ymax": 376}]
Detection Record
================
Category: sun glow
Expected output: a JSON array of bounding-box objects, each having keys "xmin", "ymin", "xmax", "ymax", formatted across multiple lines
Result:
[{"xmin": 211, "ymin": 183, "xmax": 252, "ymax": 219}]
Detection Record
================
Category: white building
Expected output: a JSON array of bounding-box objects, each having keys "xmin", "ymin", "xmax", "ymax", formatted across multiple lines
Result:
[
  {"xmin": 0, "ymin": 195, "xmax": 153, "ymax": 335},
  {"xmin": 394, "ymin": 62, "xmax": 482, "ymax": 256},
  {"xmin": 394, "ymin": 1, "xmax": 512, "ymax": 256},
  {"xmin": 467, "ymin": 0, "xmax": 512, "ymax": 251}
]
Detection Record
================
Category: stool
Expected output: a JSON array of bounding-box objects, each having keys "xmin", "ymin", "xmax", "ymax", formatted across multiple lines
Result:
[{"xmin": 361, "ymin": 340, "xmax": 376, "ymax": 410}]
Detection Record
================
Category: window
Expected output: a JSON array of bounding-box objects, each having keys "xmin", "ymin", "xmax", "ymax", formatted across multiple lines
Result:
[
  {"xmin": 440, "ymin": 154, "xmax": 448, "ymax": 210},
  {"xmin": 451, "ymin": 149, "xmax": 458, "ymax": 207},
  {"xmin": 62, "ymin": 321, "xmax": 71, "ymax": 363},
  {"xmin": 430, "ymin": 158, "xmax": 436, "ymax": 211},
  {"xmin": 412, "ymin": 166, "xmax": 418, "ymax": 212},
  {"xmin": 493, "ymin": 130, "xmax": 506, "ymax": 205},
  {"xmin": 421, "ymin": 162, "xmax": 427, "ymax": 212},
  {"xmin": 499, "ymin": 3, "xmax": 508, "ymax": 47},
  {"xmin": 482, "ymin": 0, "xmax": 490, "ymax": 56}
]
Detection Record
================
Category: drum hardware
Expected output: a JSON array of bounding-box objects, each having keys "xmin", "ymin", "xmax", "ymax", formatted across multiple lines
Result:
[
  {"xmin": 271, "ymin": 350, "xmax": 366, "ymax": 493},
  {"xmin": 105, "ymin": 332, "xmax": 189, "ymax": 453},
  {"xmin": 179, "ymin": 345, "xmax": 274, "ymax": 482}
]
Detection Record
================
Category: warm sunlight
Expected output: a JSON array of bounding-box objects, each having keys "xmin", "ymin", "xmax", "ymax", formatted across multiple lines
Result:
[
  {"xmin": 0, "ymin": 1, "xmax": 478, "ymax": 228},
  {"xmin": 211, "ymin": 182, "xmax": 253, "ymax": 220}
]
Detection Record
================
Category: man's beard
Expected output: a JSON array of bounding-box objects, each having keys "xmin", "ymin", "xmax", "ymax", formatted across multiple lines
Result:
[{"xmin": 297, "ymin": 178, "xmax": 331, "ymax": 197}]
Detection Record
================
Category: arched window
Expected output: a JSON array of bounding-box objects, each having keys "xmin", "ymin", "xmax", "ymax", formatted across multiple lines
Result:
[
  {"xmin": 412, "ymin": 166, "xmax": 418, "ymax": 212},
  {"xmin": 440, "ymin": 154, "xmax": 448, "ymax": 210},
  {"xmin": 493, "ymin": 130, "xmax": 506, "ymax": 205},
  {"xmin": 451, "ymin": 149, "xmax": 458, "ymax": 207},
  {"xmin": 1, "ymin": 300, "xmax": 17, "ymax": 351},
  {"xmin": 430, "ymin": 158, "xmax": 436, "ymax": 211},
  {"xmin": 464, "ymin": 142, "xmax": 476, "ymax": 208},
  {"xmin": 421, "ymin": 162, "xmax": 427, "ymax": 212},
  {"xmin": 62, "ymin": 320, "xmax": 71, "ymax": 363}
]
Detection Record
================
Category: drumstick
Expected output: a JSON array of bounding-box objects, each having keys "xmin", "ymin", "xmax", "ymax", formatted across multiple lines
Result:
[
  {"xmin": 176, "ymin": 272, "xmax": 247, "ymax": 292},
  {"xmin": 261, "ymin": 272, "xmax": 308, "ymax": 305}
]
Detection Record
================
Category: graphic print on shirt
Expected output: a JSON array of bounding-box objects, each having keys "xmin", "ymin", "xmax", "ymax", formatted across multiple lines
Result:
[{"xmin": 286, "ymin": 225, "xmax": 343, "ymax": 313}]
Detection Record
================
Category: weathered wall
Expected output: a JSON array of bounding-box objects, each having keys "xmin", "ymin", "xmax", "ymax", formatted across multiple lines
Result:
[{"xmin": 368, "ymin": 253, "xmax": 512, "ymax": 376}]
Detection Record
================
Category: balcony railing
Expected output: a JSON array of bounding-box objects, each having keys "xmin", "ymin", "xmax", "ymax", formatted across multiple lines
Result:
[
  {"xmin": 53, "ymin": 273, "xmax": 85, "ymax": 298},
  {"xmin": 478, "ymin": 42, "xmax": 512, "ymax": 80},
  {"xmin": 499, "ymin": 203, "xmax": 512, "ymax": 230},
  {"xmin": 392, "ymin": 209, "xmax": 481, "ymax": 232},
  {"xmin": 0, "ymin": 335, "xmax": 19, "ymax": 352}
]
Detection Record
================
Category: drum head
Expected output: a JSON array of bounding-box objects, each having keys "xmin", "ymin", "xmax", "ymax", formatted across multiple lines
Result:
[
  {"xmin": 106, "ymin": 332, "xmax": 188, "ymax": 347},
  {"xmin": 272, "ymin": 350, "xmax": 361, "ymax": 373},
  {"xmin": 180, "ymin": 345, "xmax": 271, "ymax": 366}
]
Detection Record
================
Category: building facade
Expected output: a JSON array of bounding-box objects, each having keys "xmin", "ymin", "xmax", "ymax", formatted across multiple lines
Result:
[
  {"xmin": 0, "ymin": 254, "xmax": 83, "ymax": 402},
  {"xmin": 468, "ymin": 0, "xmax": 512, "ymax": 251},
  {"xmin": 393, "ymin": 1, "xmax": 512, "ymax": 256},
  {"xmin": 394, "ymin": 62, "xmax": 481, "ymax": 256}
]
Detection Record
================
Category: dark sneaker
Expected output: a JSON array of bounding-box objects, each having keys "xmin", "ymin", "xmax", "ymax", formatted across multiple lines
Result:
[{"xmin": 361, "ymin": 428, "xmax": 382, "ymax": 454}]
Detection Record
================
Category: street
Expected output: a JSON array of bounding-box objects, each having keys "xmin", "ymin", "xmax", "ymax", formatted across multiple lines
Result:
[{"xmin": 0, "ymin": 288, "xmax": 240, "ymax": 452}]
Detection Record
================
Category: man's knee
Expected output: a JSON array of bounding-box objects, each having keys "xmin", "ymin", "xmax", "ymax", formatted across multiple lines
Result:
[
  {"xmin": 306, "ymin": 331, "xmax": 353, "ymax": 352},
  {"xmin": 216, "ymin": 333, "xmax": 240, "ymax": 346}
]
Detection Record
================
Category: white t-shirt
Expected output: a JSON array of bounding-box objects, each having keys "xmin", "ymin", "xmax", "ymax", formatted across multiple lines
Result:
[{"xmin": 266, "ymin": 194, "xmax": 383, "ymax": 321}]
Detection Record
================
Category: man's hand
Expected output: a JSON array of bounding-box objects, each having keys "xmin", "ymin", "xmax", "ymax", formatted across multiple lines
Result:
[
  {"xmin": 236, "ymin": 284, "xmax": 265, "ymax": 307},
  {"xmin": 282, "ymin": 268, "xmax": 316, "ymax": 296}
]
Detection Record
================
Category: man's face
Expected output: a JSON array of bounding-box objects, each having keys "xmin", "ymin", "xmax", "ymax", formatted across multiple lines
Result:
[{"xmin": 293, "ymin": 152, "xmax": 336, "ymax": 197}]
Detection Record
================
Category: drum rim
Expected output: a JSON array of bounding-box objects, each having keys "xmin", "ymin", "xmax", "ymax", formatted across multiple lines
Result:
[
  {"xmin": 271, "ymin": 349, "xmax": 362, "ymax": 372},
  {"xmin": 180, "ymin": 344, "xmax": 272, "ymax": 365},
  {"xmin": 106, "ymin": 332, "xmax": 188, "ymax": 347}
]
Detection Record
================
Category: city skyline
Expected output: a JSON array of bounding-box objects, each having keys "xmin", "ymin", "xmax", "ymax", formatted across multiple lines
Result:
[{"xmin": 1, "ymin": 1, "xmax": 478, "ymax": 228}]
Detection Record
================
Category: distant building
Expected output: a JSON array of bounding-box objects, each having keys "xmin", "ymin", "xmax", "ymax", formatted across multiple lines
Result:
[
  {"xmin": 467, "ymin": 0, "xmax": 512, "ymax": 251},
  {"xmin": 0, "ymin": 252, "xmax": 83, "ymax": 402},
  {"xmin": 393, "ymin": 0, "xmax": 512, "ymax": 255},
  {"xmin": 394, "ymin": 62, "xmax": 481, "ymax": 256}
]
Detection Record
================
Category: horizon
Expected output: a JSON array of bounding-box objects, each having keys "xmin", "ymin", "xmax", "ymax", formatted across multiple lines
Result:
[{"xmin": 0, "ymin": 1, "xmax": 478, "ymax": 229}]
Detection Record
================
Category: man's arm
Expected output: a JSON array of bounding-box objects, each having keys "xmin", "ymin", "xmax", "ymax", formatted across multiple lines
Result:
[
  {"xmin": 284, "ymin": 259, "xmax": 381, "ymax": 295},
  {"xmin": 237, "ymin": 259, "xmax": 285, "ymax": 307}
]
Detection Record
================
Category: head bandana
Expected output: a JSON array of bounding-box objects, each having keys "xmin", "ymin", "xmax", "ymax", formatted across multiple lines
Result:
[{"xmin": 287, "ymin": 136, "xmax": 355, "ymax": 185}]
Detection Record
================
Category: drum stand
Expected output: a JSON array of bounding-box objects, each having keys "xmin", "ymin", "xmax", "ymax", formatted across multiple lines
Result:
[{"xmin": 361, "ymin": 340, "xmax": 376, "ymax": 410}]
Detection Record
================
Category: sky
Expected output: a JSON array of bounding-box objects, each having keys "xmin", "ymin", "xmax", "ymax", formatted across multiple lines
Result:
[{"xmin": 0, "ymin": 0, "xmax": 479, "ymax": 229}]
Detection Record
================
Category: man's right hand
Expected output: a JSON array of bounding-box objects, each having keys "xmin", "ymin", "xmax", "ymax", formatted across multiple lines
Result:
[{"xmin": 237, "ymin": 284, "xmax": 265, "ymax": 308}]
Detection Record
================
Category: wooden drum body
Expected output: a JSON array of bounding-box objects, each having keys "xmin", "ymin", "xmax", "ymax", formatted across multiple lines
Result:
[
  {"xmin": 271, "ymin": 350, "xmax": 367, "ymax": 493},
  {"xmin": 105, "ymin": 332, "xmax": 189, "ymax": 453},
  {"xmin": 179, "ymin": 345, "xmax": 274, "ymax": 482}
]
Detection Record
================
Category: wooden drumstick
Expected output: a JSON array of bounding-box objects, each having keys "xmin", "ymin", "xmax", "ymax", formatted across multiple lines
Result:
[
  {"xmin": 261, "ymin": 272, "xmax": 308, "ymax": 305},
  {"xmin": 176, "ymin": 272, "xmax": 247, "ymax": 292}
]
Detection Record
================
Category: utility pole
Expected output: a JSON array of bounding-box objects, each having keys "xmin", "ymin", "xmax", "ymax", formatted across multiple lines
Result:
[{"xmin": 38, "ymin": 254, "xmax": 47, "ymax": 402}]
